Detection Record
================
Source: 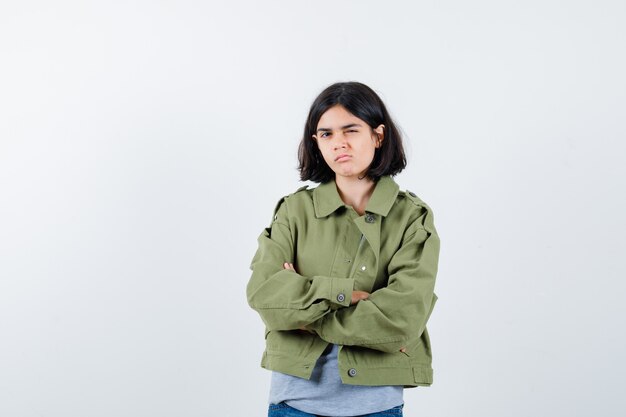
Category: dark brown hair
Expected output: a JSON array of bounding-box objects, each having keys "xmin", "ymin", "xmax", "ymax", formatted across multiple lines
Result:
[{"xmin": 297, "ymin": 81, "xmax": 407, "ymax": 183}]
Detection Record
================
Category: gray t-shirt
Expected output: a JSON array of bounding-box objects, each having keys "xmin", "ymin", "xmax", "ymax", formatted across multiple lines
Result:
[{"xmin": 269, "ymin": 343, "xmax": 403, "ymax": 416}]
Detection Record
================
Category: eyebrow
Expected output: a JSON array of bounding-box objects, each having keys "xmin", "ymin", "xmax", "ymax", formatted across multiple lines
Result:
[{"xmin": 316, "ymin": 123, "xmax": 362, "ymax": 133}]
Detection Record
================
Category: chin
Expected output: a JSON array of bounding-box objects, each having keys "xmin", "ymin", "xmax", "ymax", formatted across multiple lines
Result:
[{"xmin": 335, "ymin": 169, "xmax": 355, "ymax": 176}]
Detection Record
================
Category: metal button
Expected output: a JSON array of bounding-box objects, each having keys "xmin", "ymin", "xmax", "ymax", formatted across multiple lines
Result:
[
  {"xmin": 348, "ymin": 368, "xmax": 357, "ymax": 377},
  {"xmin": 365, "ymin": 213, "xmax": 376, "ymax": 223},
  {"xmin": 360, "ymin": 265, "xmax": 366, "ymax": 271},
  {"xmin": 408, "ymin": 191, "xmax": 417, "ymax": 197},
  {"xmin": 337, "ymin": 293, "xmax": 345, "ymax": 303}
]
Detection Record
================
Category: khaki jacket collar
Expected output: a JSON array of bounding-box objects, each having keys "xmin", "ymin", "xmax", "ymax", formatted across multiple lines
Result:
[{"xmin": 313, "ymin": 175, "xmax": 400, "ymax": 219}]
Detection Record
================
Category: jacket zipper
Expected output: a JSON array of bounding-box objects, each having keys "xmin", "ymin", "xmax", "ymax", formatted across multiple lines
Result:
[{"xmin": 348, "ymin": 233, "xmax": 365, "ymax": 278}]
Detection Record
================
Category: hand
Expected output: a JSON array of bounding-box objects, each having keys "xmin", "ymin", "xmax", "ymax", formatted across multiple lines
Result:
[
  {"xmin": 351, "ymin": 290, "xmax": 370, "ymax": 305},
  {"xmin": 283, "ymin": 262, "xmax": 369, "ymax": 306},
  {"xmin": 298, "ymin": 324, "xmax": 316, "ymax": 334}
]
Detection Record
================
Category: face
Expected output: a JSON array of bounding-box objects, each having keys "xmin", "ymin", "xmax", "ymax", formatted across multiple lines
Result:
[{"xmin": 312, "ymin": 105, "xmax": 384, "ymax": 181}]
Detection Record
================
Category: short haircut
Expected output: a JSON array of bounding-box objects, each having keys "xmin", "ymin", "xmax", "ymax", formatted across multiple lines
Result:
[{"xmin": 298, "ymin": 81, "xmax": 407, "ymax": 183}]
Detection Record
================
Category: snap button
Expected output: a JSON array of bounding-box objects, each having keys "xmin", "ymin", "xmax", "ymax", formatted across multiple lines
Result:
[
  {"xmin": 360, "ymin": 265, "xmax": 366, "ymax": 271},
  {"xmin": 365, "ymin": 213, "xmax": 376, "ymax": 223},
  {"xmin": 337, "ymin": 293, "xmax": 346, "ymax": 303},
  {"xmin": 348, "ymin": 368, "xmax": 357, "ymax": 377}
]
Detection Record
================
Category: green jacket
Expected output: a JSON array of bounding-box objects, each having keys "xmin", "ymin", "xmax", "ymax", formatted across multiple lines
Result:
[{"xmin": 246, "ymin": 175, "xmax": 440, "ymax": 387}]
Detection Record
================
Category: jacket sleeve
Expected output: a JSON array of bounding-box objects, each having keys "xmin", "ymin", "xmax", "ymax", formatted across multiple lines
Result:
[
  {"xmin": 246, "ymin": 197, "xmax": 355, "ymax": 331},
  {"xmin": 309, "ymin": 204, "xmax": 440, "ymax": 353}
]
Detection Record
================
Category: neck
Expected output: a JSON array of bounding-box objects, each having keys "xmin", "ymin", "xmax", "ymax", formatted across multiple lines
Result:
[{"xmin": 334, "ymin": 174, "xmax": 376, "ymax": 216}]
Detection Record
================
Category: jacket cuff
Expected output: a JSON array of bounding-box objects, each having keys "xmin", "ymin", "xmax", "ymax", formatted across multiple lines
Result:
[{"xmin": 329, "ymin": 277, "xmax": 354, "ymax": 307}]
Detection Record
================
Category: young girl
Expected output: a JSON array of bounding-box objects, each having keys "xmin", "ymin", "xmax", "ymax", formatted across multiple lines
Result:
[{"xmin": 247, "ymin": 82, "xmax": 440, "ymax": 417}]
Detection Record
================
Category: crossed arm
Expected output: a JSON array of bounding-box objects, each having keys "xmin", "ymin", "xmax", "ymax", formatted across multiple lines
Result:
[
  {"xmin": 247, "ymin": 201, "xmax": 439, "ymax": 354},
  {"xmin": 282, "ymin": 261, "xmax": 405, "ymax": 352}
]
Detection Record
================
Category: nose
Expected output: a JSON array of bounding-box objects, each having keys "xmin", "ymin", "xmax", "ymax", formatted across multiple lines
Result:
[{"xmin": 333, "ymin": 132, "xmax": 349, "ymax": 151}]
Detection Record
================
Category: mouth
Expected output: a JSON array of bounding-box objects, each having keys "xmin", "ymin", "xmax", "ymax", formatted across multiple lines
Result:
[{"xmin": 335, "ymin": 154, "xmax": 351, "ymax": 162}]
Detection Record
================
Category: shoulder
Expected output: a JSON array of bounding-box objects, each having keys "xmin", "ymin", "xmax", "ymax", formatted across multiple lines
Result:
[
  {"xmin": 269, "ymin": 184, "xmax": 312, "ymax": 222},
  {"xmin": 397, "ymin": 188, "xmax": 432, "ymax": 211},
  {"xmin": 394, "ymin": 188, "xmax": 437, "ymax": 234}
]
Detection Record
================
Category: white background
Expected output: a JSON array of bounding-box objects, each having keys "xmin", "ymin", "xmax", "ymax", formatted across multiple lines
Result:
[{"xmin": 1, "ymin": 1, "xmax": 625, "ymax": 416}]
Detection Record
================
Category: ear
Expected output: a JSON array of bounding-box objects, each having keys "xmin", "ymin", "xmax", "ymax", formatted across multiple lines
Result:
[
  {"xmin": 312, "ymin": 134, "xmax": 317, "ymax": 142},
  {"xmin": 374, "ymin": 124, "xmax": 385, "ymax": 147}
]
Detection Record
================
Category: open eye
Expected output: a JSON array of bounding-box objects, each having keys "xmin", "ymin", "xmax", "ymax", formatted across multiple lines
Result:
[{"xmin": 319, "ymin": 132, "xmax": 331, "ymax": 138}]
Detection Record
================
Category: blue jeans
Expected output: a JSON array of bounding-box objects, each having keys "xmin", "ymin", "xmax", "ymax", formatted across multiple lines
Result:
[{"xmin": 268, "ymin": 402, "xmax": 403, "ymax": 417}]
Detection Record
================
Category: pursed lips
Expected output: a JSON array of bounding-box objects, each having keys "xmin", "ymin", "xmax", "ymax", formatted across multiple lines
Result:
[{"xmin": 335, "ymin": 154, "xmax": 351, "ymax": 162}]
